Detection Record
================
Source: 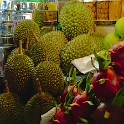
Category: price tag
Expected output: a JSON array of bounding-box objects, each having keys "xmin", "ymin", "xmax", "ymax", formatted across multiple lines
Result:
[
  {"xmin": 11, "ymin": 13, "xmax": 32, "ymax": 31},
  {"xmin": 11, "ymin": 13, "xmax": 32, "ymax": 22}
]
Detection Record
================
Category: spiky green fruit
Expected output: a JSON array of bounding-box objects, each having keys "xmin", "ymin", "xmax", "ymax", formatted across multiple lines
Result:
[
  {"xmin": 4, "ymin": 54, "xmax": 35, "ymax": 102},
  {"xmin": 24, "ymin": 92, "xmax": 56, "ymax": 124},
  {"xmin": 7, "ymin": 47, "xmax": 26, "ymax": 62},
  {"xmin": 35, "ymin": 61, "xmax": 64, "ymax": 96},
  {"xmin": 28, "ymin": 42, "xmax": 60, "ymax": 66},
  {"xmin": 0, "ymin": 93, "xmax": 24, "ymax": 124},
  {"xmin": 60, "ymin": 34, "xmax": 97, "ymax": 73},
  {"xmin": 13, "ymin": 19, "xmax": 41, "ymax": 49},
  {"xmin": 40, "ymin": 30, "xmax": 68, "ymax": 53},
  {"xmin": 91, "ymin": 32, "xmax": 105, "ymax": 52},
  {"xmin": 59, "ymin": 1, "xmax": 94, "ymax": 40},
  {"xmin": 40, "ymin": 28, "xmax": 51, "ymax": 36}
]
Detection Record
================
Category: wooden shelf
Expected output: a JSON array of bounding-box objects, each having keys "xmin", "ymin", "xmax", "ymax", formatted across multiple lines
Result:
[
  {"xmin": 41, "ymin": 26, "xmax": 53, "ymax": 29},
  {"xmin": 94, "ymin": 20, "xmax": 117, "ymax": 22}
]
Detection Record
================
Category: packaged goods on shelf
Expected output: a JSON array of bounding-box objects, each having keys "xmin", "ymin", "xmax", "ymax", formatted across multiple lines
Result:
[
  {"xmin": 43, "ymin": 10, "xmax": 57, "ymax": 22},
  {"xmin": 43, "ymin": 2, "xmax": 57, "ymax": 22},
  {"xmin": 83, "ymin": 1, "xmax": 97, "ymax": 20},
  {"xmin": 97, "ymin": 1, "xmax": 109, "ymax": 20},
  {"xmin": 109, "ymin": 0, "xmax": 122, "ymax": 20}
]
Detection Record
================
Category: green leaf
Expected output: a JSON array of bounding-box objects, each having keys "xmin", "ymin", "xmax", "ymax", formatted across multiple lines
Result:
[
  {"xmin": 80, "ymin": 118, "xmax": 88, "ymax": 123},
  {"xmin": 77, "ymin": 78, "xmax": 84, "ymax": 93},
  {"xmin": 98, "ymin": 79, "xmax": 106, "ymax": 84},
  {"xmin": 84, "ymin": 101, "xmax": 94, "ymax": 106},
  {"xmin": 64, "ymin": 84, "xmax": 77, "ymax": 107},
  {"xmin": 68, "ymin": 66, "xmax": 74, "ymax": 81},
  {"xmin": 71, "ymin": 67, "xmax": 77, "ymax": 83},
  {"xmin": 94, "ymin": 50, "xmax": 111, "ymax": 70},
  {"xmin": 113, "ymin": 87, "xmax": 124, "ymax": 107},
  {"xmin": 64, "ymin": 108, "xmax": 69, "ymax": 115},
  {"xmin": 85, "ymin": 73, "xmax": 92, "ymax": 92},
  {"xmin": 104, "ymin": 53, "xmax": 111, "ymax": 68}
]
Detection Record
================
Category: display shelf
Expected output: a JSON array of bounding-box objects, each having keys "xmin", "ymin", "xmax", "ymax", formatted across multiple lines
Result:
[
  {"xmin": 0, "ymin": 8, "xmax": 33, "ymax": 36},
  {"xmin": 1, "ymin": 21, "xmax": 13, "ymax": 23},
  {"xmin": 94, "ymin": 20, "xmax": 117, "ymax": 22},
  {"xmin": 0, "ymin": 9, "xmax": 32, "ymax": 12}
]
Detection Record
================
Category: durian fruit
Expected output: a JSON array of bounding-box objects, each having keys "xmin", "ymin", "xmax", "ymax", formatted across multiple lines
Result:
[
  {"xmin": 7, "ymin": 47, "xmax": 25, "ymax": 58},
  {"xmin": 40, "ymin": 30, "xmax": 68, "ymax": 53},
  {"xmin": 40, "ymin": 28, "xmax": 52, "ymax": 36},
  {"xmin": 13, "ymin": 19, "xmax": 41, "ymax": 49},
  {"xmin": 4, "ymin": 40, "xmax": 35, "ymax": 103},
  {"xmin": 59, "ymin": 1, "xmax": 94, "ymax": 40},
  {"xmin": 0, "ymin": 81, "xmax": 24, "ymax": 124},
  {"xmin": 35, "ymin": 52, "xmax": 65, "ymax": 96},
  {"xmin": 7, "ymin": 37, "xmax": 29, "ymax": 62},
  {"xmin": 28, "ymin": 32, "xmax": 61, "ymax": 66},
  {"xmin": 24, "ymin": 79, "xmax": 56, "ymax": 124},
  {"xmin": 32, "ymin": 9, "xmax": 44, "ymax": 27},
  {"xmin": 91, "ymin": 32, "xmax": 105, "ymax": 52},
  {"xmin": 28, "ymin": 42, "xmax": 60, "ymax": 66},
  {"xmin": 60, "ymin": 34, "xmax": 97, "ymax": 74}
]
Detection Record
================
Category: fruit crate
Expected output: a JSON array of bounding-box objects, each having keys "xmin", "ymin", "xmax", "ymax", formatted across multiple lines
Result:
[
  {"xmin": 83, "ymin": 1, "xmax": 97, "ymax": 20},
  {"xmin": 95, "ymin": 0, "xmax": 121, "ymax": 25},
  {"xmin": 96, "ymin": 1, "xmax": 109, "ymax": 21},
  {"xmin": 109, "ymin": 0, "xmax": 122, "ymax": 20}
]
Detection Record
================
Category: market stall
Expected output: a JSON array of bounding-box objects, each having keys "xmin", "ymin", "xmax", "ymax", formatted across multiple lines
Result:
[{"xmin": 0, "ymin": 0, "xmax": 124, "ymax": 124}]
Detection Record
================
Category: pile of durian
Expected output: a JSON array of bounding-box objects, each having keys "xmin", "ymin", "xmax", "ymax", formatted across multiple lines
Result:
[{"xmin": 0, "ymin": 1, "xmax": 107, "ymax": 124}]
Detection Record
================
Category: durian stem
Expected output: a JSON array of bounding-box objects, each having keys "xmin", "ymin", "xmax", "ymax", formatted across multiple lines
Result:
[
  {"xmin": 19, "ymin": 40, "xmax": 23, "ymax": 54},
  {"xmin": 26, "ymin": 37, "xmax": 29, "ymax": 50},
  {"xmin": 31, "ymin": 30, "xmax": 39, "ymax": 43},
  {"xmin": 4, "ymin": 80, "xmax": 11, "ymax": 97},
  {"xmin": 93, "ymin": 24, "xmax": 96, "ymax": 32},
  {"xmin": 36, "ymin": 78, "xmax": 42, "ymax": 95},
  {"xmin": 45, "ymin": 49, "xmax": 48, "ymax": 62},
  {"xmin": 88, "ymin": 23, "xmax": 95, "ymax": 36}
]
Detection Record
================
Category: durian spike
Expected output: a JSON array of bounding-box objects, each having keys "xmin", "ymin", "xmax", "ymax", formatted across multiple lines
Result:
[
  {"xmin": 31, "ymin": 30, "xmax": 39, "ymax": 43},
  {"xmin": 36, "ymin": 78, "xmax": 42, "ymax": 95},
  {"xmin": 4, "ymin": 80, "xmax": 11, "ymax": 97},
  {"xmin": 19, "ymin": 40, "xmax": 23, "ymax": 54}
]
